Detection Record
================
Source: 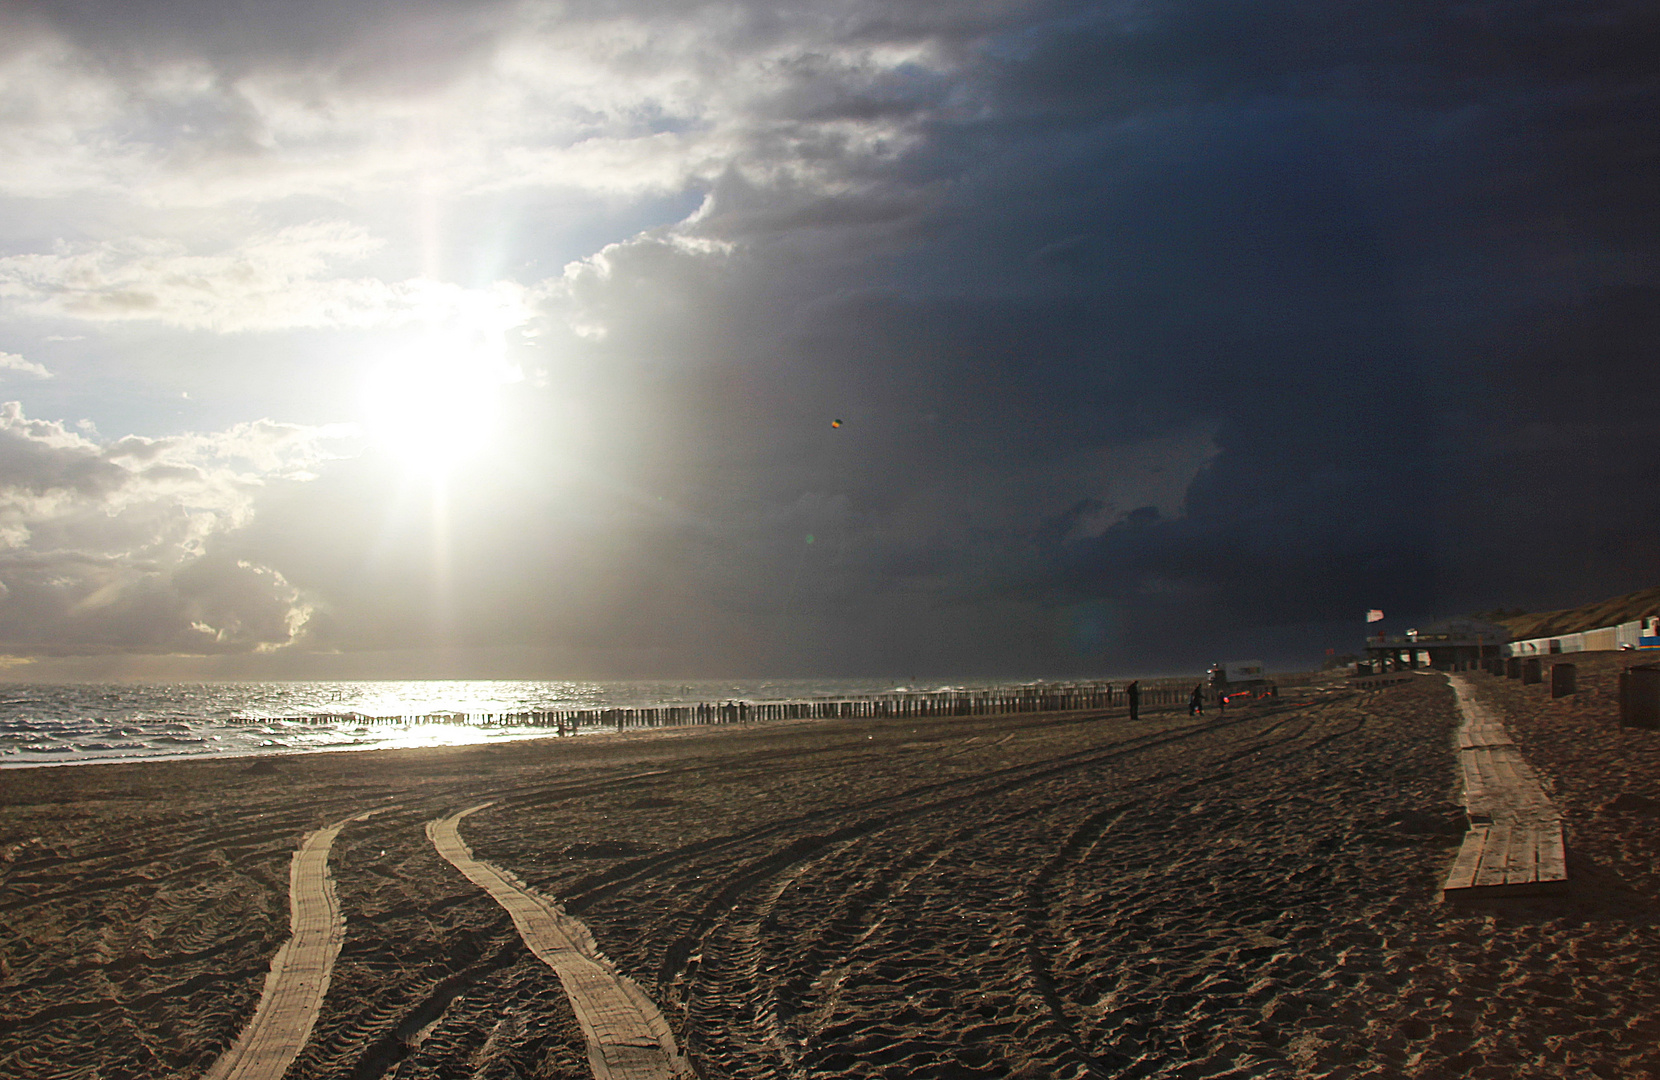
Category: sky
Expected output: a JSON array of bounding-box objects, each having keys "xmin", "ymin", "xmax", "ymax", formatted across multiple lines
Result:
[{"xmin": 0, "ymin": 0, "xmax": 1655, "ymax": 681}]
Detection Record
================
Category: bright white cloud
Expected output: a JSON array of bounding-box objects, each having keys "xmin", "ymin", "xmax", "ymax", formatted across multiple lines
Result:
[
  {"xmin": 0, "ymin": 4, "xmax": 965, "ymax": 209},
  {"xmin": 0, "ymin": 402, "xmax": 356, "ymax": 653},
  {"xmin": 0, "ymin": 224, "xmax": 534, "ymax": 332},
  {"xmin": 0, "ymin": 41, "xmax": 158, "ymax": 199},
  {"xmin": 0, "ymin": 353, "xmax": 52, "ymax": 379},
  {"xmin": 532, "ymin": 229, "xmax": 740, "ymax": 344}
]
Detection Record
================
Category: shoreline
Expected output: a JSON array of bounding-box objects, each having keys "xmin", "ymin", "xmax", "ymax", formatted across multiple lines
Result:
[
  {"xmin": 0, "ymin": 674, "xmax": 1243, "ymax": 772},
  {"xmin": 0, "ymin": 723, "xmax": 578, "ymax": 772}
]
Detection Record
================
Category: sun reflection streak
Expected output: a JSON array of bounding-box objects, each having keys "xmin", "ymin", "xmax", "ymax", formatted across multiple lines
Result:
[{"xmin": 429, "ymin": 473, "xmax": 453, "ymax": 641}]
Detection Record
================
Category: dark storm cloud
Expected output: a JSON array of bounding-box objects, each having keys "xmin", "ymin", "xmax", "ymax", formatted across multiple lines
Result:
[
  {"xmin": 1441, "ymin": 285, "xmax": 1660, "ymax": 604},
  {"xmin": 933, "ymin": 1, "xmax": 1660, "ymax": 648},
  {"xmin": 513, "ymin": 0, "xmax": 1660, "ymax": 672}
]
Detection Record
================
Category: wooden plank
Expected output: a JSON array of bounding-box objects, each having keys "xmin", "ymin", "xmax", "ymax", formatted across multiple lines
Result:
[
  {"xmin": 1464, "ymin": 748, "xmax": 1501, "ymax": 819},
  {"xmin": 1475, "ymin": 824, "xmax": 1512, "ymax": 888},
  {"xmin": 1459, "ymin": 721, "xmax": 1512, "ymax": 749},
  {"xmin": 1443, "ymin": 675, "xmax": 1570, "ymax": 897},
  {"xmin": 1537, "ymin": 824, "xmax": 1568, "ymax": 882},
  {"xmin": 1443, "ymin": 825, "xmax": 1489, "ymax": 894},
  {"xmin": 429, "ymin": 806, "xmax": 692, "ymax": 1080},
  {"xmin": 205, "ymin": 808, "xmax": 387, "ymax": 1080},
  {"xmin": 1504, "ymin": 826, "xmax": 1536, "ymax": 886}
]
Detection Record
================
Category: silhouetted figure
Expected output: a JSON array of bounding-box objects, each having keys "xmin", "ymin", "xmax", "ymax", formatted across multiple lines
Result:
[
  {"xmin": 1189, "ymin": 684, "xmax": 1204, "ymax": 716},
  {"xmin": 1127, "ymin": 680, "xmax": 1140, "ymax": 722}
]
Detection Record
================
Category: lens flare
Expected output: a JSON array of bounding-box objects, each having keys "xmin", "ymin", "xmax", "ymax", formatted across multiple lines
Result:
[{"xmin": 360, "ymin": 317, "xmax": 520, "ymax": 475}]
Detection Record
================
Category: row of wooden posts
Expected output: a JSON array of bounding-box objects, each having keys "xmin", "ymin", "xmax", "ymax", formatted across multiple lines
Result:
[
  {"xmin": 231, "ymin": 680, "xmax": 1206, "ymax": 734},
  {"xmin": 1483, "ymin": 655, "xmax": 1577, "ymax": 698},
  {"xmin": 1484, "ymin": 652, "xmax": 1660, "ymax": 729}
]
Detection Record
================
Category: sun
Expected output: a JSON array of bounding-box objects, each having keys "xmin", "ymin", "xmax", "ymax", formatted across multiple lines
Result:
[{"xmin": 360, "ymin": 325, "xmax": 518, "ymax": 475}]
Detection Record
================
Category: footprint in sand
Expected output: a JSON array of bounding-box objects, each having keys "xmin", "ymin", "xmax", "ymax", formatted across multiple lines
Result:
[
  {"xmin": 427, "ymin": 803, "xmax": 692, "ymax": 1080},
  {"xmin": 204, "ymin": 807, "xmax": 387, "ymax": 1080}
]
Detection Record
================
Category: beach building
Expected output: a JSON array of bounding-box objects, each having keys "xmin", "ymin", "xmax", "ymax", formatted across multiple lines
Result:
[
  {"xmin": 1362, "ymin": 617, "xmax": 1510, "ymax": 672},
  {"xmin": 1367, "ymin": 611, "xmax": 1660, "ymax": 673}
]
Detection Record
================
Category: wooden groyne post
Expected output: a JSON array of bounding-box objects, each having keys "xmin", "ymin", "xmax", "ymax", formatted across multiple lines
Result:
[{"xmin": 226, "ymin": 678, "xmax": 1226, "ymax": 736}]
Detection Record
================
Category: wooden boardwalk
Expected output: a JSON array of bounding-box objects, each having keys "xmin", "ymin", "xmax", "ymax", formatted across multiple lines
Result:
[
  {"xmin": 1443, "ymin": 675, "xmax": 1568, "ymax": 898},
  {"xmin": 428, "ymin": 805, "xmax": 692, "ymax": 1080},
  {"xmin": 204, "ymin": 809, "xmax": 383, "ymax": 1080}
]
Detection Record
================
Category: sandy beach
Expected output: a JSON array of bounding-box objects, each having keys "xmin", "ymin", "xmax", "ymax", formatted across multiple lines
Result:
[{"xmin": 4, "ymin": 670, "xmax": 1660, "ymax": 1079}]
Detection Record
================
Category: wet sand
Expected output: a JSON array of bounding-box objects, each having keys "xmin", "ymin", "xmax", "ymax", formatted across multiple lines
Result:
[{"xmin": 3, "ymin": 672, "xmax": 1659, "ymax": 1078}]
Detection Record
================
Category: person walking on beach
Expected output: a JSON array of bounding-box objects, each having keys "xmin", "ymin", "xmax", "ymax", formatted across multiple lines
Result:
[
  {"xmin": 1127, "ymin": 680, "xmax": 1140, "ymax": 722},
  {"xmin": 1189, "ymin": 684, "xmax": 1204, "ymax": 716}
]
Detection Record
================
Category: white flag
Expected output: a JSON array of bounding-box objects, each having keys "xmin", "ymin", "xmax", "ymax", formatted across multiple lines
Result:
[{"xmin": 1366, "ymin": 609, "xmax": 1384, "ymax": 623}]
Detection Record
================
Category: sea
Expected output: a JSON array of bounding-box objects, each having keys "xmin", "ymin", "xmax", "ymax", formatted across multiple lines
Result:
[{"xmin": 0, "ymin": 678, "xmax": 1004, "ymax": 768}]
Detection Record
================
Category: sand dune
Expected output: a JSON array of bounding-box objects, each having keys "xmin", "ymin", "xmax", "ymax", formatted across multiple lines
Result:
[{"xmin": 3, "ymin": 671, "xmax": 1659, "ymax": 1078}]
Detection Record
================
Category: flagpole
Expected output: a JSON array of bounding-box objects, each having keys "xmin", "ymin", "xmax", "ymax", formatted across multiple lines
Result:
[{"xmin": 1365, "ymin": 608, "xmax": 1385, "ymax": 671}]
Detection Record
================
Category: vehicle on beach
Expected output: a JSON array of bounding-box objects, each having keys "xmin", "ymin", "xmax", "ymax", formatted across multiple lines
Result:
[{"xmin": 1208, "ymin": 660, "xmax": 1277, "ymax": 704}]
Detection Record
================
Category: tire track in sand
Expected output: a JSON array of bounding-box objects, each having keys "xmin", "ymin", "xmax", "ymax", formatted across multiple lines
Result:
[
  {"xmin": 662, "ymin": 698, "xmax": 1346, "ymax": 1076},
  {"xmin": 428, "ymin": 803, "xmax": 692, "ymax": 1080},
  {"xmin": 204, "ymin": 807, "xmax": 386, "ymax": 1080}
]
